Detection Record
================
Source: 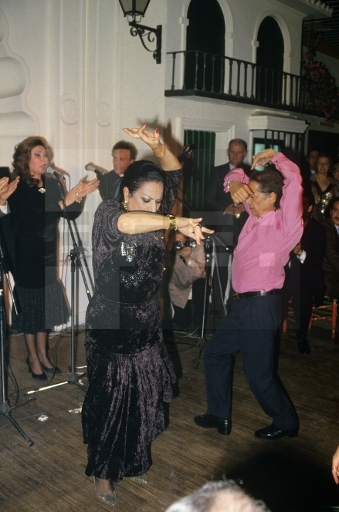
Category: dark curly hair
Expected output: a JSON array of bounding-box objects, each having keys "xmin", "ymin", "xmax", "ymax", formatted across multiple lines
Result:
[
  {"xmin": 249, "ymin": 168, "xmax": 284, "ymax": 209},
  {"xmin": 121, "ymin": 160, "xmax": 166, "ymax": 195},
  {"xmin": 12, "ymin": 136, "xmax": 50, "ymax": 187},
  {"xmin": 111, "ymin": 140, "xmax": 138, "ymax": 161}
]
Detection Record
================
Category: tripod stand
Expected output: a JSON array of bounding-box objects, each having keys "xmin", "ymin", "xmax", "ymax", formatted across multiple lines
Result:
[
  {"xmin": 174, "ymin": 235, "xmax": 233, "ymax": 368},
  {"xmin": 0, "ymin": 239, "xmax": 35, "ymax": 445},
  {"xmin": 24, "ymin": 179, "xmax": 91, "ymax": 396},
  {"xmin": 172, "ymin": 236, "xmax": 213, "ymax": 369},
  {"xmin": 193, "ymin": 236, "xmax": 212, "ymax": 369}
]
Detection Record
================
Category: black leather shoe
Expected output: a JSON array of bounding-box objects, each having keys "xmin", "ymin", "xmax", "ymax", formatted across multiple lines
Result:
[
  {"xmin": 255, "ymin": 424, "xmax": 298, "ymax": 440},
  {"xmin": 26, "ymin": 358, "xmax": 47, "ymax": 381},
  {"xmin": 194, "ymin": 413, "xmax": 231, "ymax": 435},
  {"xmin": 41, "ymin": 363, "xmax": 62, "ymax": 374},
  {"xmin": 298, "ymin": 340, "xmax": 310, "ymax": 355}
]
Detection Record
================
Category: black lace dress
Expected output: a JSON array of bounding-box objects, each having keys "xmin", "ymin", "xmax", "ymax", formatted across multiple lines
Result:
[{"xmin": 82, "ymin": 168, "xmax": 182, "ymax": 483}]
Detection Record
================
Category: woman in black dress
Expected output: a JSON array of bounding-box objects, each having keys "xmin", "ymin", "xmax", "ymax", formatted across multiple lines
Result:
[
  {"xmin": 5, "ymin": 136, "xmax": 98, "ymax": 381},
  {"xmin": 310, "ymin": 153, "xmax": 339, "ymax": 220},
  {"xmin": 82, "ymin": 124, "xmax": 213, "ymax": 506}
]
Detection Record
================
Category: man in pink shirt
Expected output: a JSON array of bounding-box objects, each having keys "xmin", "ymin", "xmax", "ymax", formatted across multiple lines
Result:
[{"xmin": 195, "ymin": 148, "xmax": 303, "ymax": 440}]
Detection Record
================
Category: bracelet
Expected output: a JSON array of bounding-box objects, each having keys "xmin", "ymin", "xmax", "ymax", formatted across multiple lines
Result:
[
  {"xmin": 153, "ymin": 144, "xmax": 166, "ymax": 158},
  {"xmin": 167, "ymin": 214, "xmax": 178, "ymax": 230}
]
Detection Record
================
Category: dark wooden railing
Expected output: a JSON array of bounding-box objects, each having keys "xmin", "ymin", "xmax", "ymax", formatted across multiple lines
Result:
[{"xmin": 165, "ymin": 50, "xmax": 318, "ymax": 116}]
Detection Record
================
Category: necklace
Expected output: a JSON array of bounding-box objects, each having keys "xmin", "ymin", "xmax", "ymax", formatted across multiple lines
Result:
[{"xmin": 38, "ymin": 187, "xmax": 46, "ymax": 194}]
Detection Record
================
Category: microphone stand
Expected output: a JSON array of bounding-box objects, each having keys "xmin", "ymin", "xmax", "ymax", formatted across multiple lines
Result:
[
  {"xmin": 0, "ymin": 237, "xmax": 35, "ymax": 445},
  {"xmin": 212, "ymin": 233, "xmax": 234, "ymax": 316},
  {"xmin": 174, "ymin": 235, "xmax": 233, "ymax": 369},
  {"xmin": 193, "ymin": 237, "xmax": 213, "ymax": 369},
  {"xmin": 24, "ymin": 178, "xmax": 90, "ymax": 396},
  {"xmin": 173, "ymin": 237, "xmax": 213, "ymax": 369}
]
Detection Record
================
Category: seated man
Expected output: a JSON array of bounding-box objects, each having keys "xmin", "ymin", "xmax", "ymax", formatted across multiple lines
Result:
[
  {"xmin": 168, "ymin": 232, "xmax": 207, "ymax": 335},
  {"xmin": 282, "ymin": 188, "xmax": 326, "ymax": 355},
  {"xmin": 322, "ymin": 197, "xmax": 339, "ymax": 301}
]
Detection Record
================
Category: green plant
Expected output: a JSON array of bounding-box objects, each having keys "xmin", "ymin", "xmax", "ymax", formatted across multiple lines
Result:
[{"xmin": 302, "ymin": 37, "xmax": 339, "ymax": 124}]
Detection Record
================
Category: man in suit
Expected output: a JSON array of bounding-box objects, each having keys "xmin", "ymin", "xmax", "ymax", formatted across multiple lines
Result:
[
  {"xmin": 282, "ymin": 188, "xmax": 326, "ymax": 355},
  {"xmin": 98, "ymin": 140, "xmax": 137, "ymax": 201},
  {"xmin": 322, "ymin": 198, "xmax": 339, "ymax": 301},
  {"xmin": 204, "ymin": 138, "xmax": 251, "ymax": 315},
  {"xmin": 306, "ymin": 148, "xmax": 320, "ymax": 177}
]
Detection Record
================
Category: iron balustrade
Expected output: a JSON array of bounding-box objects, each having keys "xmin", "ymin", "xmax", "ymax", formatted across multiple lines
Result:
[{"xmin": 165, "ymin": 50, "xmax": 317, "ymax": 116}]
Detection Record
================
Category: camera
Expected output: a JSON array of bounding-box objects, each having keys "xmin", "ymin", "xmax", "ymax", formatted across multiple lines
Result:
[{"xmin": 175, "ymin": 240, "xmax": 197, "ymax": 250}]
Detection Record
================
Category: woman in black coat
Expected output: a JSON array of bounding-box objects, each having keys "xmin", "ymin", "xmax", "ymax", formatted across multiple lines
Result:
[{"xmin": 4, "ymin": 136, "xmax": 98, "ymax": 381}]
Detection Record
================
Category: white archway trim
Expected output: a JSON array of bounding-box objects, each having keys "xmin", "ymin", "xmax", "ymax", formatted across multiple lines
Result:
[
  {"xmin": 251, "ymin": 10, "xmax": 292, "ymax": 72},
  {"xmin": 178, "ymin": 0, "xmax": 234, "ymax": 56}
]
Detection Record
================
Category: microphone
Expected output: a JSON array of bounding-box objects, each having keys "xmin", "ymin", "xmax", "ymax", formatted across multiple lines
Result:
[
  {"xmin": 45, "ymin": 165, "xmax": 65, "ymax": 180},
  {"xmin": 179, "ymin": 255, "xmax": 187, "ymax": 265},
  {"xmin": 84, "ymin": 163, "xmax": 105, "ymax": 178}
]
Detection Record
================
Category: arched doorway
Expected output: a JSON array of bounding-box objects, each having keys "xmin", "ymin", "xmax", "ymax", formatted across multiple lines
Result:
[
  {"xmin": 185, "ymin": 0, "xmax": 225, "ymax": 92},
  {"xmin": 256, "ymin": 17, "xmax": 284, "ymax": 103}
]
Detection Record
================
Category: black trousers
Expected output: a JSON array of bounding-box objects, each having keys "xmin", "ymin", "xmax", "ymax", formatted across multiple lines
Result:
[{"xmin": 203, "ymin": 294, "xmax": 299, "ymax": 430}]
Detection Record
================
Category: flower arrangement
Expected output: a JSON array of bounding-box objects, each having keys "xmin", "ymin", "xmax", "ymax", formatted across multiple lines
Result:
[{"xmin": 302, "ymin": 36, "xmax": 339, "ymax": 124}]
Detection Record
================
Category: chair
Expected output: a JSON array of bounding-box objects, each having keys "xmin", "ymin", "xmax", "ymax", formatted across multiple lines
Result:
[{"xmin": 282, "ymin": 297, "xmax": 338, "ymax": 340}]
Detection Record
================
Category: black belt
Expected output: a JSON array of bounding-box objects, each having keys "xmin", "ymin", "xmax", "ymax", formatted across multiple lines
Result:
[{"xmin": 233, "ymin": 289, "xmax": 279, "ymax": 299}]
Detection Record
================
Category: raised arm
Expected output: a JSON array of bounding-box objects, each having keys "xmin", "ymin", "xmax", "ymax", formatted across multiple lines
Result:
[
  {"xmin": 269, "ymin": 152, "xmax": 303, "ymax": 233},
  {"xmin": 123, "ymin": 123, "xmax": 182, "ymax": 171}
]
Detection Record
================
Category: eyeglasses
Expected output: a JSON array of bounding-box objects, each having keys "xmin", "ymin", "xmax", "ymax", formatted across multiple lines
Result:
[{"xmin": 228, "ymin": 150, "xmax": 246, "ymax": 156}]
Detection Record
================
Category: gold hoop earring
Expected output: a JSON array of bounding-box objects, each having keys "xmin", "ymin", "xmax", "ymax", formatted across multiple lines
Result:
[{"xmin": 123, "ymin": 200, "xmax": 128, "ymax": 211}]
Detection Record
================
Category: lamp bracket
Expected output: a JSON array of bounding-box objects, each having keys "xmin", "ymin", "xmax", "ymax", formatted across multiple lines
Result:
[{"xmin": 129, "ymin": 21, "xmax": 162, "ymax": 64}]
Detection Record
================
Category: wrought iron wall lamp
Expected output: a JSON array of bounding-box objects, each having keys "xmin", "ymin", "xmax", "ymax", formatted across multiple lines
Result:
[{"xmin": 118, "ymin": 0, "xmax": 162, "ymax": 64}]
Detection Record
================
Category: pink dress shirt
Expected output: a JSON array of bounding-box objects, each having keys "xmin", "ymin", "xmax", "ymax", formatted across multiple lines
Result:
[{"xmin": 223, "ymin": 153, "xmax": 303, "ymax": 293}]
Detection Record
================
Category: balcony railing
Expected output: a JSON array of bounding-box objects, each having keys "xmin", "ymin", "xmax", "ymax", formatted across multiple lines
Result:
[{"xmin": 165, "ymin": 50, "xmax": 319, "ymax": 116}]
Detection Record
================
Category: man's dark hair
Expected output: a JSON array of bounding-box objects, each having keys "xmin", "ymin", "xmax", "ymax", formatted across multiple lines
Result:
[
  {"xmin": 329, "ymin": 196, "xmax": 339, "ymax": 211},
  {"xmin": 228, "ymin": 138, "xmax": 248, "ymax": 151},
  {"xmin": 112, "ymin": 140, "xmax": 138, "ymax": 160},
  {"xmin": 250, "ymin": 168, "xmax": 284, "ymax": 209},
  {"xmin": 307, "ymin": 147, "xmax": 321, "ymax": 158}
]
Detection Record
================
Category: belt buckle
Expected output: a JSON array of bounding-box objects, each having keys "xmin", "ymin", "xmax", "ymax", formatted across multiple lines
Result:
[{"xmin": 233, "ymin": 293, "xmax": 239, "ymax": 300}]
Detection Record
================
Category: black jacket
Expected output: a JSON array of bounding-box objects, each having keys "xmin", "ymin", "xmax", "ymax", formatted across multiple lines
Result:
[
  {"xmin": 322, "ymin": 218, "xmax": 339, "ymax": 299},
  {"xmin": 284, "ymin": 217, "xmax": 326, "ymax": 306},
  {"xmin": 2, "ymin": 175, "xmax": 82, "ymax": 288},
  {"xmin": 98, "ymin": 171, "xmax": 122, "ymax": 201},
  {"xmin": 204, "ymin": 162, "xmax": 251, "ymax": 245}
]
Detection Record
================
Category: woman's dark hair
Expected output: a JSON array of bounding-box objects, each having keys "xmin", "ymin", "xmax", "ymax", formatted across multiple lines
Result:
[
  {"xmin": 121, "ymin": 160, "xmax": 166, "ymax": 194},
  {"xmin": 249, "ymin": 168, "xmax": 284, "ymax": 209},
  {"xmin": 12, "ymin": 136, "xmax": 50, "ymax": 187}
]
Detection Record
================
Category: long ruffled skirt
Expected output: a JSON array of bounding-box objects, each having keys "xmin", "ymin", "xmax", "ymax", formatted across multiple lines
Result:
[{"xmin": 82, "ymin": 328, "xmax": 176, "ymax": 482}]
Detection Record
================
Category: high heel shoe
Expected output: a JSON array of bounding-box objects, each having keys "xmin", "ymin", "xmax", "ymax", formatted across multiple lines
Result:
[
  {"xmin": 26, "ymin": 358, "xmax": 47, "ymax": 381},
  {"xmin": 93, "ymin": 477, "xmax": 116, "ymax": 507},
  {"xmin": 40, "ymin": 363, "xmax": 62, "ymax": 374},
  {"xmin": 128, "ymin": 473, "xmax": 148, "ymax": 484}
]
